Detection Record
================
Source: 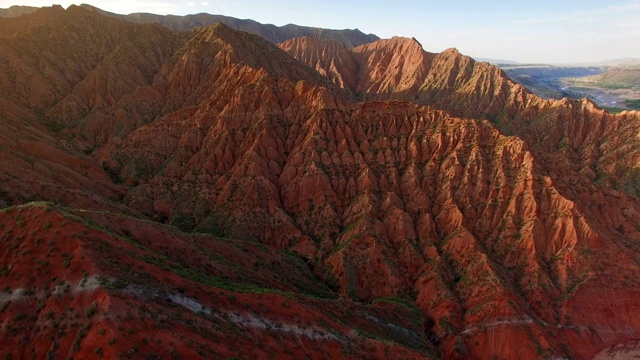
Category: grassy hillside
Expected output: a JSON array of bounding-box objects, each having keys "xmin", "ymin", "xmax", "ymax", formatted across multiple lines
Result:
[{"xmin": 582, "ymin": 67, "xmax": 640, "ymax": 88}]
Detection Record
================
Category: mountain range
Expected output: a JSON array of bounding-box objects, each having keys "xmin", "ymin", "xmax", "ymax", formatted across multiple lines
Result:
[
  {"xmin": 0, "ymin": 4, "xmax": 378, "ymax": 49},
  {"xmin": 1, "ymin": 4, "xmax": 640, "ymax": 359}
]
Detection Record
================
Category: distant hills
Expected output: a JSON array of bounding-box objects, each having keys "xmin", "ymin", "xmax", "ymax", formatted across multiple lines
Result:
[
  {"xmin": 473, "ymin": 57, "xmax": 520, "ymax": 65},
  {"xmin": 498, "ymin": 65, "xmax": 606, "ymax": 99},
  {"xmin": 561, "ymin": 58, "xmax": 640, "ymax": 67},
  {"xmin": 495, "ymin": 61, "xmax": 640, "ymax": 108},
  {"xmin": 0, "ymin": 5, "xmax": 37, "ymax": 18},
  {"xmin": 77, "ymin": 3, "xmax": 379, "ymax": 49},
  {"xmin": 0, "ymin": 4, "xmax": 378, "ymax": 49},
  {"xmin": 475, "ymin": 56, "xmax": 640, "ymax": 68},
  {"xmin": 584, "ymin": 66, "xmax": 640, "ymax": 87}
]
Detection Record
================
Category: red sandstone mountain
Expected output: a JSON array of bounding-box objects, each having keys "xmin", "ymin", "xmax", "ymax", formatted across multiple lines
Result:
[
  {"xmin": 0, "ymin": 203, "xmax": 431, "ymax": 359},
  {"xmin": 1, "ymin": 5, "xmax": 640, "ymax": 359}
]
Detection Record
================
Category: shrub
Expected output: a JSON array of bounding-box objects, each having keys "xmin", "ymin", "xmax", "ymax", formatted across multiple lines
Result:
[
  {"xmin": 170, "ymin": 211, "xmax": 195, "ymax": 232},
  {"xmin": 62, "ymin": 253, "xmax": 72, "ymax": 269},
  {"xmin": 454, "ymin": 336, "xmax": 468, "ymax": 355},
  {"xmin": 85, "ymin": 302, "xmax": 98, "ymax": 318}
]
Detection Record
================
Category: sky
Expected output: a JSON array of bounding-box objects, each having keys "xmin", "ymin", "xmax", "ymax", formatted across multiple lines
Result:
[{"xmin": 2, "ymin": 0, "xmax": 640, "ymax": 64}]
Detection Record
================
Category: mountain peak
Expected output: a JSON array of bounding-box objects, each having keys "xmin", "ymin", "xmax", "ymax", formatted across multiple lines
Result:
[
  {"xmin": 355, "ymin": 35, "xmax": 425, "ymax": 53},
  {"xmin": 64, "ymin": 4, "xmax": 89, "ymax": 13},
  {"xmin": 196, "ymin": 20, "xmax": 236, "ymax": 40},
  {"xmin": 390, "ymin": 35, "xmax": 423, "ymax": 46},
  {"xmin": 281, "ymin": 35, "xmax": 435, "ymax": 95},
  {"xmin": 440, "ymin": 47, "xmax": 464, "ymax": 58}
]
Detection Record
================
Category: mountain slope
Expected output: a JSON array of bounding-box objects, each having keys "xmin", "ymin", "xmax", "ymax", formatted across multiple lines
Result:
[
  {"xmin": 0, "ymin": 203, "xmax": 432, "ymax": 359},
  {"xmin": 0, "ymin": 110, "xmax": 125, "ymax": 212},
  {"xmin": 281, "ymin": 35, "xmax": 640, "ymax": 222},
  {"xmin": 582, "ymin": 66, "xmax": 640, "ymax": 87}
]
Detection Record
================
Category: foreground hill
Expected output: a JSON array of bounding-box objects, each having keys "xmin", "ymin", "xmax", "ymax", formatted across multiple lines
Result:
[
  {"xmin": 1, "ymin": 5, "xmax": 640, "ymax": 359},
  {"xmin": 0, "ymin": 203, "xmax": 432, "ymax": 359}
]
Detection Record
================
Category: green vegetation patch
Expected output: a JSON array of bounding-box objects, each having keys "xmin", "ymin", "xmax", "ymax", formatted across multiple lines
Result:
[
  {"xmin": 625, "ymin": 99, "xmax": 640, "ymax": 109},
  {"xmin": 602, "ymin": 106, "xmax": 626, "ymax": 114}
]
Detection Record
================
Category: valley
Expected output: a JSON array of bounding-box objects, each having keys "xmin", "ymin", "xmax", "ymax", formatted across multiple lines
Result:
[{"xmin": 499, "ymin": 63, "xmax": 640, "ymax": 112}]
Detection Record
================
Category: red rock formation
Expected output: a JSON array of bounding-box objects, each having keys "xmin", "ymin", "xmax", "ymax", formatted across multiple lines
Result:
[
  {"xmin": 0, "ymin": 203, "xmax": 433, "ymax": 359},
  {"xmin": 279, "ymin": 37, "xmax": 359, "ymax": 90},
  {"xmin": 280, "ymin": 36, "xmax": 526, "ymax": 118},
  {"xmin": 280, "ymin": 35, "xmax": 640, "ymax": 193},
  {"xmin": 1, "ymin": 5, "xmax": 640, "ymax": 359},
  {"xmin": 0, "ymin": 104, "xmax": 125, "ymax": 212}
]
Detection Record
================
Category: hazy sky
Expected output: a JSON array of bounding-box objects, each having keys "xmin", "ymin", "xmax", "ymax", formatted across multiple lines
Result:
[{"xmin": 3, "ymin": 0, "xmax": 640, "ymax": 63}]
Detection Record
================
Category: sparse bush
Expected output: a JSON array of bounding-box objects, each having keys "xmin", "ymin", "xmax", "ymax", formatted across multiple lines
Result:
[
  {"xmin": 102, "ymin": 162, "xmax": 122, "ymax": 184},
  {"xmin": 454, "ymin": 336, "xmax": 468, "ymax": 355},
  {"xmin": 85, "ymin": 302, "xmax": 98, "ymax": 318},
  {"xmin": 170, "ymin": 211, "xmax": 195, "ymax": 233},
  {"xmin": 62, "ymin": 253, "xmax": 72, "ymax": 269},
  {"xmin": 15, "ymin": 214, "xmax": 24, "ymax": 228}
]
